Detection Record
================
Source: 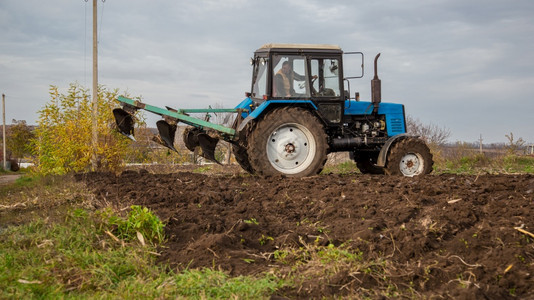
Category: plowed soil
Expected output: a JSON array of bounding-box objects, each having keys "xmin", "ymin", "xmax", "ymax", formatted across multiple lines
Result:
[{"xmin": 78, "ymin": 168, "xmax": 534, "ymax": 299}]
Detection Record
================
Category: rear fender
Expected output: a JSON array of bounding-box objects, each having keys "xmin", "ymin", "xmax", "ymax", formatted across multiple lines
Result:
[
  {"xmin": 237, "ymin": 100, "xmax": 318, "ymax": 132},
  {"xmin": 376, "ymin": 134, "xmax": 413, "ymax": 167}
]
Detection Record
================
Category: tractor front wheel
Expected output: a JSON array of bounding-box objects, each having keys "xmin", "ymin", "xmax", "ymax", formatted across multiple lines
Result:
[
  {"xmin": 248, "ymin": 107, "xmax": 328, "ymax": 177},
  {"xmin": 385, "ymin": 138, "xmax": 433, "ymax": 177}
]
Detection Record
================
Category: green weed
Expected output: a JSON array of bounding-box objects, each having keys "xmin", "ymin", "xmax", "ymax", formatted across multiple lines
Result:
[
  {"xmin": 244, "ymin": 218, "xmax": 259, "ymax": 225},
  {"xmin": 502, "ymin": 155, "xmax": 534, "ymax": 173},
  {"xmin": 193, "ymin": 165, "xmax": 212, "ymax": 173},
  {"xmin": 259, "ymin": 234, "xmax": 274, "ymax": 246},
  {"xmin": 97, "ymin": 205, "xmax": 165, "ymax": 245},
  {"xmin": 321, "ymin": 160, "xmax": 359, "ymax": 174}
]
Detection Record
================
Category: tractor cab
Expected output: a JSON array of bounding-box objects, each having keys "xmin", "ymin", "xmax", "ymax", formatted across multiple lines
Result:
[{"xmin": 250, "ymin": 44, "xmax": 348, "ymax": 125}]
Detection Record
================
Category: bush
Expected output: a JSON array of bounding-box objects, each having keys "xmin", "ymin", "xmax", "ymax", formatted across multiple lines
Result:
[{"xmin": 31, "ymin": 84, "xmax": 136, "ymax": 175}]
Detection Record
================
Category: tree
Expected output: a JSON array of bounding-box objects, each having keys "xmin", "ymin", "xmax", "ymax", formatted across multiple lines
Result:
[
  {"xmin": 30, "ymin": 83, "xmax": 137, "ymax": 175},
  {"xmin": 504, "ymin": 132, "xmax": 525, "ymax": 155},
  {"xmin": 6, "ymin": 119, "xmax": 34, "ymax": 163},
  {"xmin": 405, "ymin": 115, "xmax": 451, "ymax": 146}
]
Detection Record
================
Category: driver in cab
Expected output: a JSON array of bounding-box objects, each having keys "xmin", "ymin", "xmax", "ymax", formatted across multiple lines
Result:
[{"xmin": 275, "ymin": 61, "xmax": 316, "ymax": 97}]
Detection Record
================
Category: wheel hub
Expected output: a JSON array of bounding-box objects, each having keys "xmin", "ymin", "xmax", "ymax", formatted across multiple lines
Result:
[
  {"xmin": 274, "ymin": 135, "xmax": 302, "ymax": 161},
  {"xmin": 284, "ymin": 143, "xmax": 296, "ymax": 154},
  {"xmin": 399, "ymin": 153, "xmax": 423, "ymax": 177}
]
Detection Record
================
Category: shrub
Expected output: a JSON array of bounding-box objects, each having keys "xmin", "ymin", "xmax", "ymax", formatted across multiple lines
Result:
[{"xmin": 31, "ymin": 84, "xmax": 137, "ymax": 175}]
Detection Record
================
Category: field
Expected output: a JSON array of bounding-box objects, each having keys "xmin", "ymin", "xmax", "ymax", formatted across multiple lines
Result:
[{"xmin": 2, "ymin": 164, "xmax": 534, "ymax": 298}]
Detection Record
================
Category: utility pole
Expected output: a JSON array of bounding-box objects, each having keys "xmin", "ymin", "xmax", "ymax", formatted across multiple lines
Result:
[
  {"xmin": 91, "ymin": 0, "xmax": 98, "ymax": 170},
  {"xmin": 2, "ymin": 94, "xmax": 5, "ymax": 170},
  {"xmin": 479, "ymin": 134, "xmax": 483, "ymax": 154}
]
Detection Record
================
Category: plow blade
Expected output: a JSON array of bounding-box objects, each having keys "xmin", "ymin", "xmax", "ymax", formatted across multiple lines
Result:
[
  {"xmin": 197, "ymin": 133, "xmax": 220, "ymax": 164},
  {"xmin": 154, "ymin": 120, "xmax": 178, "ymax": 152},
  {"xmin": 182, "ymin": 127, "xmax": 221, "ymax": 164},
  {"xmin": 183, "ymin": 127, "xmax": 200, "ymax": 152},
  {"xmin": 113, "ymin": 108, "xmax": 136, "ymax": 141}
]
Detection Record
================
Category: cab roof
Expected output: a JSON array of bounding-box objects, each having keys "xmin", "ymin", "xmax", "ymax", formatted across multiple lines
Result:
[{"xmin": 255, "ymin": 43, "xmax": 343, "ymax": 54}]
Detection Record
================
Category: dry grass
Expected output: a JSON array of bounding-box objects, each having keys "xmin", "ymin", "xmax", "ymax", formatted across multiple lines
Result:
[
  {"xmin": 0, "ymin": 175, "xmax": 96, "ymax": 221},
  {"xmin": 272, "ymin": 239, "xmax": 420, "ymax": 299}
]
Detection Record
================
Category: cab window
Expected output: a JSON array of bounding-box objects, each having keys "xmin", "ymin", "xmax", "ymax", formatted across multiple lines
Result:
[
  {"xmin": 251, "ymin": 57, "xmax": 268, "ymax": 99},
  {"xmin": 272, "ymin": 55, "xmax": 310, "ymax": 98},
  {"xmin": 310, "ymin": 58, "xmax": 341, "ymax": 97}
]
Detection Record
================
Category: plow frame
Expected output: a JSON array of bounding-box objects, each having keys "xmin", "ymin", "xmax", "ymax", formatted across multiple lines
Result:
[{"xmin": 116, "ymin": 96, "xmax": 246, "ymax": 139}]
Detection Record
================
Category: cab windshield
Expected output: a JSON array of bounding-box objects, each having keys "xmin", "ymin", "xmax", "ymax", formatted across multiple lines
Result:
[{"xmin": 251, "ymin": 57, "xmax": 268, "ymax": 99}]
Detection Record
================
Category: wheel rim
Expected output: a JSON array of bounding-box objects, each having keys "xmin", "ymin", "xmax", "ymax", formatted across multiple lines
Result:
[
  {"xmin": 399, "ymin": 152, "xmax": 424, "ymax": 177},
  {"xmin": 266, "ymin": 123, "xmax": 316, "ymax": 175}
]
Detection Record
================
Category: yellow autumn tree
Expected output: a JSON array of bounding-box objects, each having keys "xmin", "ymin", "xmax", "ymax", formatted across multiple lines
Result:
[{"xmin": 31, "ymin": 83, "xmax": 137, "ymax": 175}]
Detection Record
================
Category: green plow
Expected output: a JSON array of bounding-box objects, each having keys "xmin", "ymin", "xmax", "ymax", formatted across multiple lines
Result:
[{"xmin": 113, "ymin": 96, "xmax": 245, "ymax": 163}]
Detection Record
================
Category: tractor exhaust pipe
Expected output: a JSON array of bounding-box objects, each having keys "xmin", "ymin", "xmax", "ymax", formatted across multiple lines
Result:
[{"xmin": 371, "ymin": 53, "xmax": 381, "ymax": 114}]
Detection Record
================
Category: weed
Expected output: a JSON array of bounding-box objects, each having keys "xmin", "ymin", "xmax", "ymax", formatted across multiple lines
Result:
[
  {"xmin": 515, "ymin": 255, "xmax": 526, "ymax": 263},
  {"xmin": 273, "ymin": 250, "xmax": 290, "ymax": 264},
  {"xmin": 193, "ymin": 165, "xmax": 212, "ymax": 173},
  {"xmin": 258, "ymin": 234, "xmax": 274, "ymax": 246},
  {"xmin": 296, "ymin": 218, "xmax": 310, "ymax": 226},
  {"xmin": 244, "ymin": 218, "xmax": 259, "ymax": 225},
  {"xmin": 321, "ymin": 160, "xmax": 359, "ymax": 174},
  {"xmin": 98, "ymin": 205, "xmax": 165, "ymax": 244},
  {"xmin": 317, "ymin": 243, "xmax": 363, "ymax": 263}
]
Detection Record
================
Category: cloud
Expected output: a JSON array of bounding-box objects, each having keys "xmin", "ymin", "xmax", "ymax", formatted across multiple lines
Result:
[{"xmin": 0, "ymin": 0, "xmax": 533, "ymax": 143}]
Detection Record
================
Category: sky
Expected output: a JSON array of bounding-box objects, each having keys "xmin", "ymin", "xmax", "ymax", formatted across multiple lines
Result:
[{"xmin": 1, "ymin": 0, "xmax": 533, "ymax": 144}]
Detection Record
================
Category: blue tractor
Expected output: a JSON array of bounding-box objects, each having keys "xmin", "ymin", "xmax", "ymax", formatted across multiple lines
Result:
[{"xmin": 113, "ymin": 43, "xmax": 433, "ymax": 177}]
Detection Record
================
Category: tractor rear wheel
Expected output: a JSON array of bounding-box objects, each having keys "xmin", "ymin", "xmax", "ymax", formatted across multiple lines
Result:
[
  {"xmin": 248, "ymin": 107, "xmax": 328, "ymax": 177},
  {"xmin": 385, "ymin": 138, "xmax": 433, "ymax": 176}
]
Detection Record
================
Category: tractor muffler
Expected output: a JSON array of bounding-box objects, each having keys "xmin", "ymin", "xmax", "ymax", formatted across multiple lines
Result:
[
  {"xmin": 183, "ymin": 127, "xmax": 221, "ymax": 164},
  {"xmin": 371, "ymin": 53, "xmax": 381, "ymax": 114},
  {"xmin": 113, "ymin": 107, "xmax": 136, "ymax": 141}
]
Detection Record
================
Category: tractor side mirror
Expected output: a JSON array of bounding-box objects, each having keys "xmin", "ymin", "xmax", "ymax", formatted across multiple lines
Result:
[{"xmin": 343, "ymin": 52, "xmax": 364, "ymax": 80}]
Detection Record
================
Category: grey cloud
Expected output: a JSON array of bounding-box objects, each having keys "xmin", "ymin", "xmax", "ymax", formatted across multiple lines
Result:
[{"xmin": 0, "ymin": 0, "xmax": 533, "ymax": 143}]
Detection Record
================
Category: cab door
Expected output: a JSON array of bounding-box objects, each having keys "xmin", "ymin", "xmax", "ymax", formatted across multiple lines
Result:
[{"xmin": 309, "ymin": 56, "xmax": 344, "ymax": 124}]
